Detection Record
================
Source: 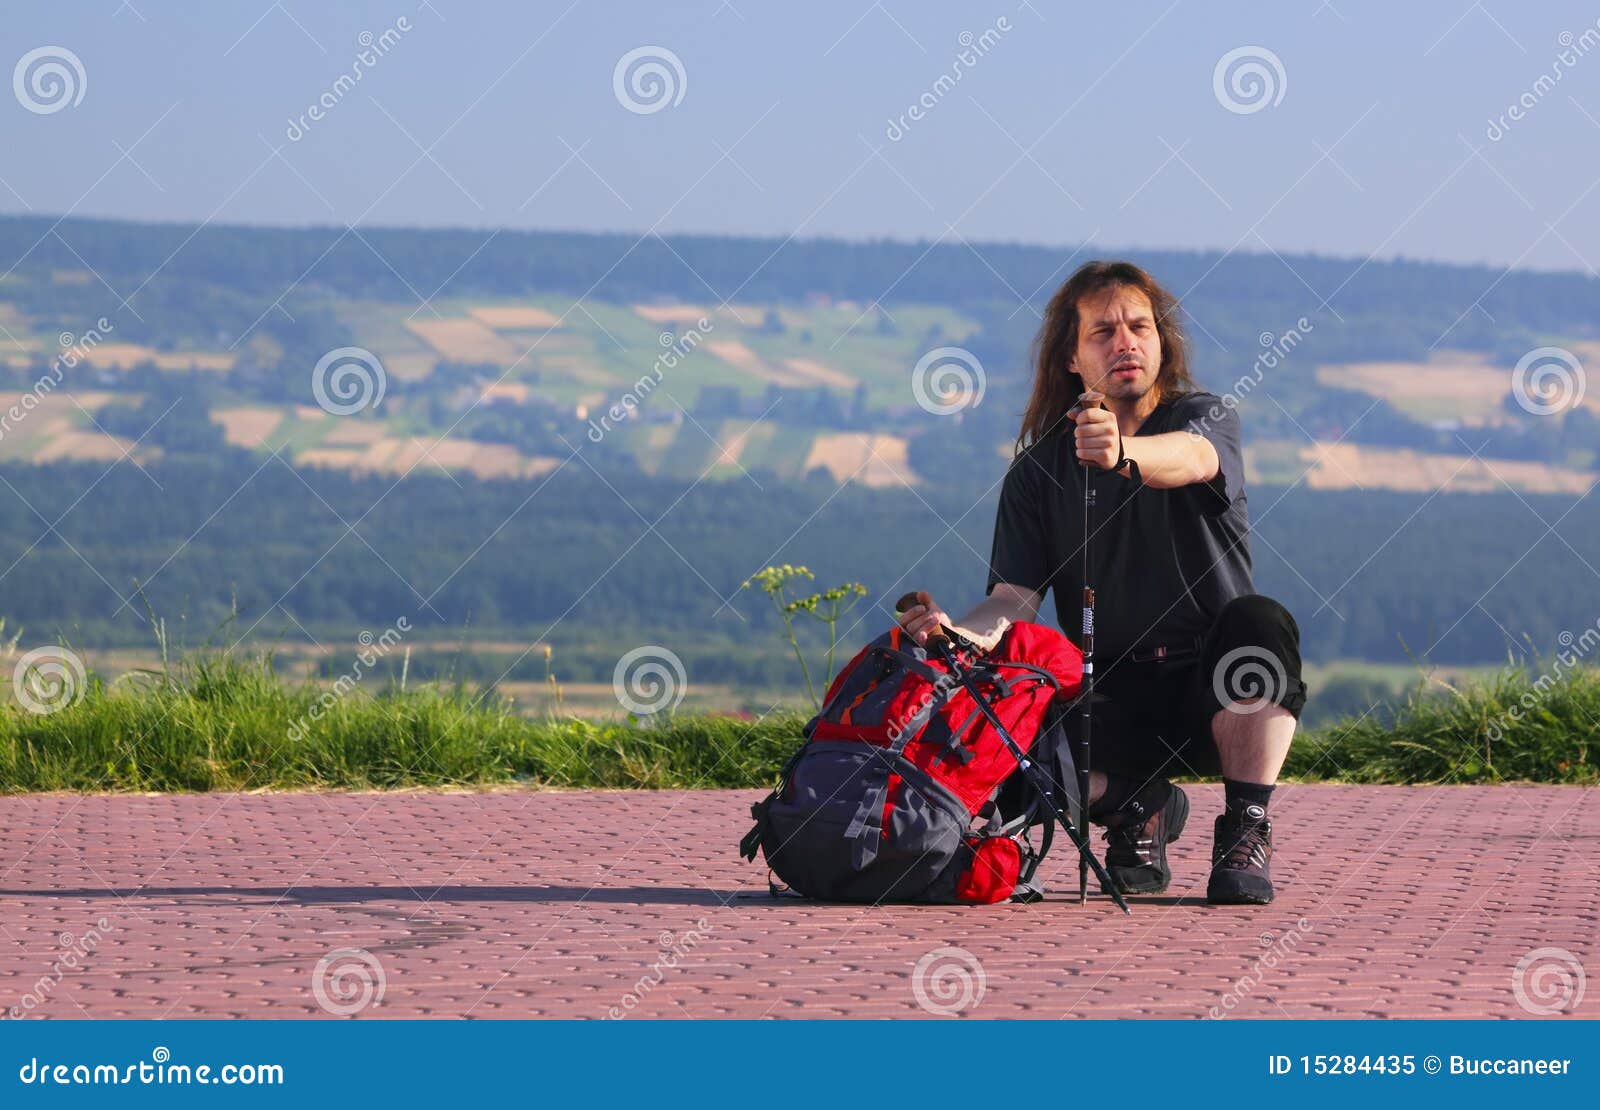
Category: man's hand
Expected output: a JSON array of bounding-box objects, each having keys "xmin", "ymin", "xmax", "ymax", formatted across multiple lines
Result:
[
  {"xmin": 895, "ymin": 592, "xmax": 951, "ymax": 647},
  {"xmin": 1070, "ymin": 389, "xmax": 1122, "ymax": 470},
  {"xmin": 895, "ymin": 591, "xmax": 1006, "ymax": 651}
]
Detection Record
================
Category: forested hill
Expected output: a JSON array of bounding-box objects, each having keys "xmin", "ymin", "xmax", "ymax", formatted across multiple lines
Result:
[
  {"xmin": 0, "ymin": 453, "xmax": 1593, "ymax": 667},
  {"xmin": 4, "ymin": 213, "xmax": 1599, "ymax": 360},
  {"xmin": 4, "ymin": 214, "xmax": 1600, "ymax": 673}
]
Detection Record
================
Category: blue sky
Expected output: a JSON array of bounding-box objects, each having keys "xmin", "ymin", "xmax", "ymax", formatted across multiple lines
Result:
[{"xmin": 5, "ymin": 0, "xmax": 1600, "ymax": 272}]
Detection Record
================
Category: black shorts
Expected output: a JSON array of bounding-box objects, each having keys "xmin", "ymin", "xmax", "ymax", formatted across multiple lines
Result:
[{"xmin": 1085, "ymin": 593, "xmax": 1309, "ymax": 781}]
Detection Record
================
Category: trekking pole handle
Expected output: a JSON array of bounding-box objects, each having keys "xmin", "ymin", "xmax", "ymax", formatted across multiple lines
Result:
[
  {"xmin": 1071, "ymin": 391, "xmax": 1106, "ymax": 472},
  {"xmin": 894, "ymin": 590, "xmax": 953, "ymax": 652},
  {"xmin": 1075, "ymin": 393, "xmax": 1126, "ymax": 476}
]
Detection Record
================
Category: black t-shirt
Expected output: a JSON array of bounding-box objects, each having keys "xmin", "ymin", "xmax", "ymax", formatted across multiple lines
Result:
[{"xmin": 985, "ymin": 389, "xmax": 1253, "ymax": 666}]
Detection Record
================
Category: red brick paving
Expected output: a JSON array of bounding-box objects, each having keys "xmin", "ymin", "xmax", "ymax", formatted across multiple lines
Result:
[{"xmin": 0, "ymin": 785, "xmax": 1595, "ymax": 1019}]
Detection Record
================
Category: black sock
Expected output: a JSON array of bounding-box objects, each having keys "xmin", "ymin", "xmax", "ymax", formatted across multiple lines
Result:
[
  {"xmin": 1224, "ymin": 778, "xmax": 1274, "ymax": 817},
  {"xmin": 1089, "ymin": 775, "xmax": 1171, "ymax": 823}
]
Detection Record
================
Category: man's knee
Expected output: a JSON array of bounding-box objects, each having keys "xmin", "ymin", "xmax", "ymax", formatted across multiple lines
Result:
[{"xmin": 1209, "ymin": 594, "xmax": 1308, "ymax": 721}]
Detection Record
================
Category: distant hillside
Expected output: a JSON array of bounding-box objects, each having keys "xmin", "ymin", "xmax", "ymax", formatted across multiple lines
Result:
[
  {"xmin": 4, "ymin": 215, "xmax": 1600, "ymax": 669},
  {"xmin": 5, "ymin": 214, "xmax": 1599, "ymax": 346},
  {"xmin": 4, "ymin": 214, "xmax": 1600, "ymax": 499}
]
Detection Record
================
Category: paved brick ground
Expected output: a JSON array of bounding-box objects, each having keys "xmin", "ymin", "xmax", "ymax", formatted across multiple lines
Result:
[{"xmin": 1, "ymin": 785, "xmax": 1595, "ymax": 1019}]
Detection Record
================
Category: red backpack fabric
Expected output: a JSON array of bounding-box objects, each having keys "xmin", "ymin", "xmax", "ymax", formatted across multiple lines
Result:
[{"xmin": 740, "ymin": 621, "xmax": 1085, "ymax": 904}]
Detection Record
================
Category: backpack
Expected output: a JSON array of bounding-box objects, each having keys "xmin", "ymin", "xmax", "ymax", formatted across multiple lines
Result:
[{"xmin": 739, "ymin": 620, "xmax": 1085, "ymax": 904}]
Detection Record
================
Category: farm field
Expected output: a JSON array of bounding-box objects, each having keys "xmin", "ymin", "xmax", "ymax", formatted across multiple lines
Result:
[{"xmin": 3, "ymin": 262, "xmax": 1595, "ymax": 497}]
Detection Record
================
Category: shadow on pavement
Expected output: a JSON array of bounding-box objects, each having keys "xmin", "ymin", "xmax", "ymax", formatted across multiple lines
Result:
[
  {"xmin": 0, "ymin": 884, "xmax": 738, "ymax": 906},
  {"xmin": 0, "ymin": 885, "xmax": 1215, "ymax": 908}
]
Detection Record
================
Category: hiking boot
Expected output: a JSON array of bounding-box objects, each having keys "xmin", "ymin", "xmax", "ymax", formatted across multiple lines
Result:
[
  {"xmin": 1208, "ymin": 804, "xmax": 1274, "ymax": 905},
  {"xmin": 1097, "ymin": 783, "xmax": 1189, "ymax": 895}
]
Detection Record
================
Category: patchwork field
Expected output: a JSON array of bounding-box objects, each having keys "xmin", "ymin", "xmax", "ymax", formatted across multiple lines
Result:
[
  {"xmin": 405, "ymin": 317, "xmax": 523, "ymax": 364},
  {"xmin": 8, "ymin": 288, "xmax": 1597, "ymax": 496},
  {"xmin": 630, "ymin": 302, "xmax": 783, "ymax": 328},
  {"xmin": 32, "ymin": 429, "xmax": 138, "ymax": 462},
  {"xmin": 705, "ymin": 339, "xmax": 811, "ymax": 386},
  {"xmin": 76, "ymin": 343, "xmax": 235, "ymax": 372},
  {"xmin": 317, "ymin": 297, "xmax": 978, "ymax": 421},
  {"xmin": 1298, "ymin": 441, "xmax": 1595, "ymax": 494},
  {"xmin": 632, "ymin": 302, "xmax": 725, "ymax": 325},
  {"xmin": 467, "ymin": 303, "xmax": 562, "ymax": 329},
  {"xmin": 214, "ymin": 406, "xmax": 284, "ymax": 449},
  {"xmin": 1317, "ymin": 348, "xmax": 1600, "ymax": 425},
  {"xmin": 0, "ymin": 389, "xmax": 147, "ymax": 463},
  {"xmin": 294, "ymin": 435, "xmax": 563, "ymax": 481},
  {"xmin": 783, "ymin": 356, "xmax": 859, "ymax": 389},
  {"xmin": 803, "ymin": 431, "xmax": 914, "ymax": 487}
]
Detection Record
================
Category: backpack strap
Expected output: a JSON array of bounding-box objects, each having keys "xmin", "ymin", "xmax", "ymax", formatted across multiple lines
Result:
[
  {"xmin": 930, "ymin": 703, "xmax": 983, "ymax": 767},
  {"xmin": 841, "ymin": 654, "xmax": 1061, "ymax": 863},
  {"xmin": 838, "ymin": 745, "xmax": 973, "ymax": 871},
  {"xmin": 842, "ymin": 744, "xmax": 924, "ymax": 869},
  {"xmin": 738, "ymin": 798, "xmax": 771, "ymax": 862},
  {"xmin": 871, "ymin": 638, "xmax": 1071, "ymax": 696},
  {"xmin": 738, "ymin": 742, "xmax": 808, "ymax": 863},
  {"xmin": 979, "ymin": 658, "xmax": 1066, "ymax": 690},
  {"xmin": 866, "ymin": 643, "xmax": 947, "ymax": 686},
  {"xmin": 842, "ymin": 673, "xmax": 968, "ymax": 868},
  {"xmin": 1014, "ymin": 812, "xmax": 1053, "ymax": 889}
]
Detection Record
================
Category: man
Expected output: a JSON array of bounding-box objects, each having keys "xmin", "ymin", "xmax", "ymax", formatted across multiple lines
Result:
[{"xmin": 898, "ymin": 260, "xmax": 1307, "ymax": 905}]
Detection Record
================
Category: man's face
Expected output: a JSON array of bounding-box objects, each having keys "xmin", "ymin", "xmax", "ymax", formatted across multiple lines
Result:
[{"xmin": 1069, "ymin": 284, "xmax": 1162, "ymax": 402}]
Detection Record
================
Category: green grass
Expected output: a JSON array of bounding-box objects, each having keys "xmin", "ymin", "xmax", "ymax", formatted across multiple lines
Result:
[
  {"xmin": 0, "ymin": 650, "xmax": 803, "ymax": 793},
  {"xmin": 1282, "ymin": 662, "xmax": 1598, "ymax": 785},
  {"xmin": 1, "ymin": 648, "xmax": 1595, "ymax": 793}
]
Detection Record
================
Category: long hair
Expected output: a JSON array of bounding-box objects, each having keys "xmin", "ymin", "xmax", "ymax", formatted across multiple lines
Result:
[{"xmin": 1015, "ymin": 260, "xmax": 1197, "ymax": 454}]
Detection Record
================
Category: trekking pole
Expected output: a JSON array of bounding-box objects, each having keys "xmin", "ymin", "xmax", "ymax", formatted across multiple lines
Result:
[
  {"xmin": 1075, "ymin": 393, "xmax": 1101, "ymax": 906},
  {"xmin": 894, "ymin": 595, "xmax": 1131, "ymax": 914}
]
